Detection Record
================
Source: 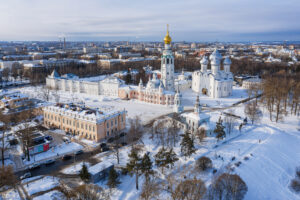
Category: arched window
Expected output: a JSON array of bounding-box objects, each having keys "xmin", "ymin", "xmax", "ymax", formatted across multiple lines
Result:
[{"xmin": 167, "ymin": 58, "xmax": 169, "ymax": 64}]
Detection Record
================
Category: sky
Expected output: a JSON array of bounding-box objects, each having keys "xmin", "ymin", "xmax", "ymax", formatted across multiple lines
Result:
[{"xmin": 0, "ymin": 0, "xmax": 299, "ymax": 42}]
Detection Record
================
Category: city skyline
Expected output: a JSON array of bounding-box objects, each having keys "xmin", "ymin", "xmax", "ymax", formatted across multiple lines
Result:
[{"xmin": 0, "ymin": 0, "xmax": 299, "ymax": 42}]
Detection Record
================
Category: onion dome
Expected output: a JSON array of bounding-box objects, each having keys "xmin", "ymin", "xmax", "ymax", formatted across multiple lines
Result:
[
  {"xmin": 223, "ymin": 56, "xmax": 232, "ymax": 65},
  {"xmin": 200, "ymin": 56, "xmax": 208, "ymax": 65},
  {"xmin": 209, "ymin": 49, "xmax": 222, "ymax": 65},
  {"xmin": 164, "ymin": 24, "xmax": 172, "ymax": 45}
]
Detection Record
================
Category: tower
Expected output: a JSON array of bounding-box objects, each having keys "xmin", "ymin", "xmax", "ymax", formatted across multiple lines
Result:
[
  {"xmin": 223, "ymin": 56, "xmax": 231, "ymax": 73},
  {"xmin": 209, "ymin": 49, "xmax": 222, "ymax": 76},
  {"xmin": 161, "ymin": 24, "xmax": 175, "ymax": 91},
  {"xmin": 200, "ymin": 56, "xmax": 208, "ymax": 72},
  {"xmin": 194, "ymin": 95, "xmax": 201, "ymax": 114},
  {"xmin": 173, "ymin": 89, "xmax": 183, "ymax": 113}
]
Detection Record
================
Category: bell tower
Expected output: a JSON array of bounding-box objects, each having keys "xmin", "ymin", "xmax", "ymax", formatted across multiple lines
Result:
[{"xmin": 161, "ymin": 24, "xmax": 175, "ymax": 91}]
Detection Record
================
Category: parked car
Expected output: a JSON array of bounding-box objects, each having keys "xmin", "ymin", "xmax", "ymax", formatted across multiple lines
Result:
[
  {"xmin": 74, "ymin": 150, "xmax": 84, "ymax": 155},
  {"xmin": 101, "ymin": 146, "xmax": 110, "ymax": 152},
  {"xmin": 107, "ymin": 137, "xmax": 114, "ymax": 143},
  {"xmin": 29, "ymin": 163, "xmax": 41, "ymax": 170},
  {"xmin": 20, "ymin": 172, "xmax": 31, "ymax": 180},
  {"xmin": 45, "ymin": 135, "xmax": 53, "ymax": 141},
  {"xmin": 44, "ymin": 159, "xmax": 55, "ymax": 165},
  {"xmin": 62, "ymin": 136, "xmax": 70, "ymax": 143},
  {"xmin": 62, "ymin": 154, "xmax": 72, "ymax": 160},
  {"xmin": 121, "ymin": 142, "xmax": 127, "ymax": 146},
  {"xmin": 100, "ymin": 143, "xmax": 107, "ymax": 148},
  {"xmin": 119, "ymin": 132, "xmax": 127, "ymax": 137}
]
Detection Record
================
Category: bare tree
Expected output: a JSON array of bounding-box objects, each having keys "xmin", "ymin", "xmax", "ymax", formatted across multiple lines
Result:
[
  {"xmin": 195, "ymin": 127, "xmax": 206, "ymax": 144},
  {"xmin": 139, "ymin": 178, "xmax": 161, "ymax": 200},
  {"xmin": 172, "ymin": 178, "xmax": 207, "ymax": 200},
  {"xmin": 244, "ymin": 101, "xmax": 262, "ymax": 124},
  {"xmin": 73, "ymin": 184, "xmax": 110, "ymax": 200},
  {"xmin": 196, "ymin": 156, "xmax": 213, "ymax": 171},
  {"xmin": 0, "ymin": 166, "xmax": 17, "ymax": 189},
  {"xmin": 128, "ymin": 116, "xmax": 143, "ymax": 146},
  {"xmin": 208, "ymin": 173, "xmax": 248, "ymax": 200},
  {"xmin": 0, "ymin": 112, "xmax": 11, "ymax": 166},
  {"xmin": 40, "ymin": 85, "xmax": 51, "ymax": 101},
  {"xmin": 224, "ymin": 111, "xmax": 236, "ymax": 135}
]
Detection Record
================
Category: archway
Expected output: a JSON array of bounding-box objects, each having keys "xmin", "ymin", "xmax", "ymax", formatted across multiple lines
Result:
[{"xmin": 202, "ymin": 88, "xmax": 208, "ymax": 95}]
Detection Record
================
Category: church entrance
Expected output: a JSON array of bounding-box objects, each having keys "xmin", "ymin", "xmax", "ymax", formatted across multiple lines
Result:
[{"xmin": 202, "ymin": 88, "xmax": 208, "ymax": 95}]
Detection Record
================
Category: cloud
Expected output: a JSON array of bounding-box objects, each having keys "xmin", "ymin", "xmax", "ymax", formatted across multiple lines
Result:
[{"xmin": 0, "ymin": 0, "xmax": 299, "ymax": 41}]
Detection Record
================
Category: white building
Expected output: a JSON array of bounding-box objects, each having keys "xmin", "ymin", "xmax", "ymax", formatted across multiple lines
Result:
[
  {"xmin": 46, "ymin": 70, "xmax": 124, "ymax": 97},
  {"xmin": 161, "ymin": 25, "xmax": 175, "ymax": 92},
  {"xmin": 192, "ymin": 49, "xmax": 233, "ymax": 98},
  {"xmin": 182, "ymin": 95, "xmax": 210, "ymax": 133}
]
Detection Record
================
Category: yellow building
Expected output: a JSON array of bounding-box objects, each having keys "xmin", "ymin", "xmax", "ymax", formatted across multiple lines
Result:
[{"xmin": 43, "ymin": 104, "xmax": 126, "ymax": 142}]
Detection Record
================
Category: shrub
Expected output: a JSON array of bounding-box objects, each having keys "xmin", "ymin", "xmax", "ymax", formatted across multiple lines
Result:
[
  {"xmin": 244, "ymin": 156, "xmax": 249, "ymax": 161},
  {"xmin": 291, "ymin": 179, "xmax": 300, "ymax": 193},
  {"xmin": 196, "ymin": 156, "xmax": 213, "ymax": 171}
]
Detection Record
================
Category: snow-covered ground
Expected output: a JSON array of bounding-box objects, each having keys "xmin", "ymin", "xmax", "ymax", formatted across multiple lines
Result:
[
  {"xmin": 11, "ymin": 85, "xmax": 248, "ymax": 124},
  {"xmin": 24, "ymin": 176, "xmax": 59, "ymax": 196},
  {"xmin": 61, "ymin": 161, "xmax": 91, "ymax": 175},
  {"xmin": 0, "ymin": 189, "xmax": 21, "ymax": 200},
  {"xmin": 32, "ymin": 190, "xmax": 65, "ymax": 200},
  {"xmin": 91, "ymin": 103, "xmax": 300, "ymax": 200}
]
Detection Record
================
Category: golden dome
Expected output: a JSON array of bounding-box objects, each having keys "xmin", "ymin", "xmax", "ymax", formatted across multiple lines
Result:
[{"xmin": 164, "ymin": 24, "xmax": 172, "ymax": 44}]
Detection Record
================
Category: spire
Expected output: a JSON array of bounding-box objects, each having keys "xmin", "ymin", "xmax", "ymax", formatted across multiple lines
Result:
[
  {"xmin": 139, "ymin": 78, "xmax": 143, "ymax": 86},
  {"xmin": 164, "ymin": 24, "xmax": 172, "ymax": 45},
  {"xmin": 194, "ymin": 95, "xmax": 201, "ymax": 113}
]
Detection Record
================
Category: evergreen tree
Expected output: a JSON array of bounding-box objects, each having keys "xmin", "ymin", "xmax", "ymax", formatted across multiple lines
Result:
[
  {"xmin": 155, "ymin": 147, "xmax": 167, "ymax": 173},
  {"xmin": 126, "ymin": 147, "xmax": 142, "ymax": 190},
  {"xmin": 155, "ymin": 147, "xmax": 179, "ymax": 173},
  {"xmin": 165, "ymin": 148, "xmax": 178, "ymax": 169},
  {"xmin": 214, "ymin": 117, "xmax": 226, "ymax": 141},
  {"xmin": 79, "ymin": 163, "xmax": 90, "ymax": 182},
  {"xmin": 107, "ymin": 166, "xmax": 120, "ymax": 188},
  {"xmin": 180, "ymin": 131, "xmax": 196, "ymax": 158},
  {"xmin": 140, "ymin": 152, "xmax": 154, "ymax": 182}
]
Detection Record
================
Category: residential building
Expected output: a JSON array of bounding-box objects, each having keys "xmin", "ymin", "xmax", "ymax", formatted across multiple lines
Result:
[{"xmin": 43, "ymin": 103, "xmax": 127, "ymax": 142}]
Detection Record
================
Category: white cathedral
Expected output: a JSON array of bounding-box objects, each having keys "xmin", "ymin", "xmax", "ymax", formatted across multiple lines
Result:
[{"xmin": 192, "ymin": 49, "xmax": 233, "ymax": 98}]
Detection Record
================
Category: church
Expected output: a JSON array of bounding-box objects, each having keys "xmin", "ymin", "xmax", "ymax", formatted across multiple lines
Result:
[{"xmin": 192, "ymin": 49, "xmax": 233, "ymax": 98}]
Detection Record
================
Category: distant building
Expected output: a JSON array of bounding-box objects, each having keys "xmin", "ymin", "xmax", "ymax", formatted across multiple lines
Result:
[
  {"xmin": 0, "ymin": 92, "xmax": 29, "ymax": 109},
  {"xmin": 46, "ymin": 70, "xmax": 124, "ymax": 97},
  {"xmin": 242, "ymin": 77, "xmax": 262, "ymax": 89},
  {"xmin": 43, "ymin": 103, "xmax": 127, "ymax": 142}
]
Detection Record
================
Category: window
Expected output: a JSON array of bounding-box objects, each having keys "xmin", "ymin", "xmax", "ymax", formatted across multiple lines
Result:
[
  {"xmin": 111, "ymin": 121, "xmax": 113, "ymax": 126},
  {"xmin": 171, "ymin": 59, "xmax": 172, "ymax": 64},
  {"xmin": 93, "ymin": 126, "xmax": 95, "ymax": 132},
  {"xmin": 63, "ymin": 118, "xmax": 65, "ymax": 123},
  {"xmin": 55, "ymin": 116, "xmax": 57, "ymax": 121},
  {"xmin": 81, "ymin": 123, "xmax": 83, "ymax": 128},
  {"xmin": 107, "ymin": 123, "xmax": 109, "ymax": 128},
  {"xmin": 85, "ymin": 124, "xmax": 87, "ymax": 130},
  {"xmin": 167, "ymin": 58, "xmax": 169, "ymax": 64},
  {"xmin": 121, "ymin": 116, "xmax": 123, "ymax": 122},
  {"xmin": 89, "ymin": 125, "xmax": 91, "ymax": 131},
  {"xmin": 107, "ymin": 131, "xmax": 109, "ymax": 136},
  {"xmin": 115, "ymin": 119, "xmax": 117, "ymax": 125}
]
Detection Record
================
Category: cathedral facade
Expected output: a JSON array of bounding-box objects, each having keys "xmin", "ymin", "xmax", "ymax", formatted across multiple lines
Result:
[{"xmin": 192, "ymin": 49, "xmax": 233, "ymax": 98}]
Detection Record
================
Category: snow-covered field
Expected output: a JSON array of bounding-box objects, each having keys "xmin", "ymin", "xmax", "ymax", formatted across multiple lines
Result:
[
  {"xmin": 32, "ymin": 190, "xmax": 65, "ymax": 200},
  {"xmin": 0, "ymin": 189, "xmax": 21, "ymax": 200},
  {"xmin": 91, "ymin": 103, "xmax": 300, "ymax": 200},
  {"xmin": 24, "ymin": 176, "xmax": 59, "ymax": 196},
  {"xmin": 12, "ymin": 85, "xmax": 248, "ymax": 124}
]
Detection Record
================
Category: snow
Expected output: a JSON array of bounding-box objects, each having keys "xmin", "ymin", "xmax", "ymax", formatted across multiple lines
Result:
[
  {"xmin": 32, "ymin": 190, "xmax": 65, "ymax": 200},
  {"xmin": 89, "ymin": 160, "xmax": 113, "ymax": 175},
  {"xmin": 61, "ymin": 162, "xmax": 91, "ymax": 175},
  {"xmin": 24, "ymin": 176, "xmax": 59, "ymax": 196},
  {"xmin": 1, "ymin": 189, "xmax": 21, "ymax": 200},
  {"xmin": 21, "ymin": 176, "xmax": 43, "ymax": 184}
]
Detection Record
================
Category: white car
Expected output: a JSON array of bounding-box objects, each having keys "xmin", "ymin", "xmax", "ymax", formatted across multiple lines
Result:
[{"xmin": 20, "ymin": 172, "xmax": 31, "ymax": 180}]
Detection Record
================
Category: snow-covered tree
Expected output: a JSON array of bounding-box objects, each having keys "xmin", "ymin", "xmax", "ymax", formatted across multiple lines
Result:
[
  {"xmin": 214, "ymin": 117, "xmax": 226, "ymax": 141},
  {"xmin": 180, "ymin": 131, "xmax": 196, "ymax": 158}
]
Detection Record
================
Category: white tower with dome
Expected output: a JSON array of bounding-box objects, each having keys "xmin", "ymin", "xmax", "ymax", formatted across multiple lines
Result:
[{"xmin": 161, "ymin": 25, "xmax": 175, "ymax": 91}]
